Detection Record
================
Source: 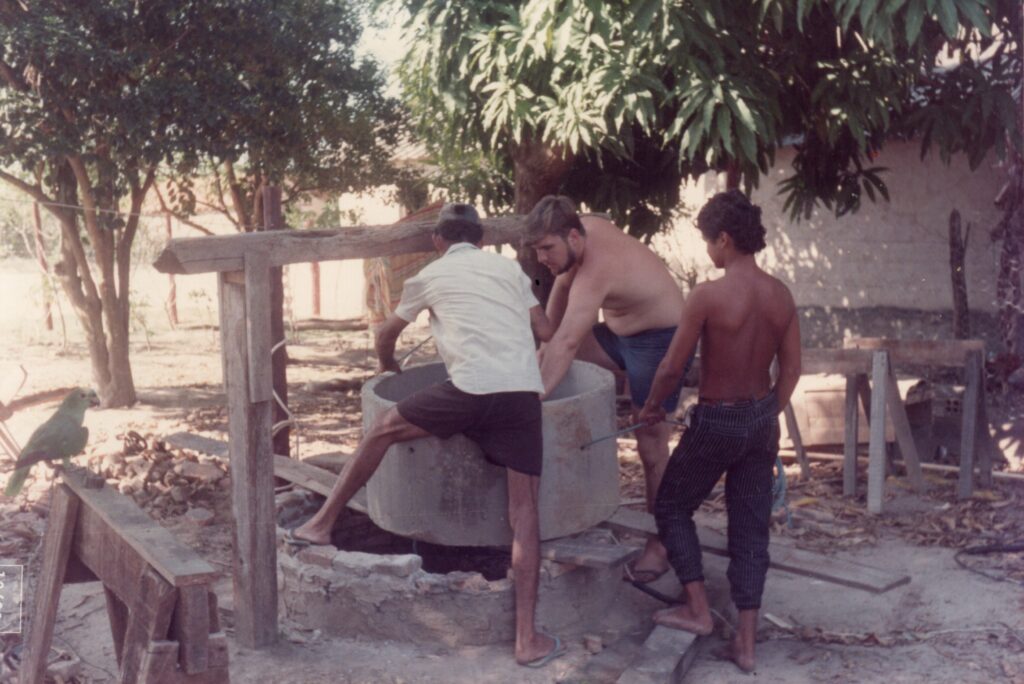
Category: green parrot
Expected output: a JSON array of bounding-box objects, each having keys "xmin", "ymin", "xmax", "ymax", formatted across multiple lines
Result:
[{"xmin": 3, "ymin": 387, "xmax": 100, "ymax": 497}]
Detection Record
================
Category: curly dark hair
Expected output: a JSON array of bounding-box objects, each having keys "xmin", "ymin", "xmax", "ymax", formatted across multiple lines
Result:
[{"xmin": 695, "ymin": 190, "xmax": 766, "ymax": 254}]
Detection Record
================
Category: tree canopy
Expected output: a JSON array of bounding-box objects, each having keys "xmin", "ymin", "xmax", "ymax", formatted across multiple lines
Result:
[
  {"xmin": 386, "ymin": 0, "xmax": 1021, "ymax": 236},
  {"xmin": 0, "ymin": 1, "xmax": 398, "ymax": 405}
]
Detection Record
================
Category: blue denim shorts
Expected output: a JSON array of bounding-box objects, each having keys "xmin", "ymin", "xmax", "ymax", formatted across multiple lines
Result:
[{"xmin": 592, "ymin": 323, "xmax": 687, "ymax": 412}]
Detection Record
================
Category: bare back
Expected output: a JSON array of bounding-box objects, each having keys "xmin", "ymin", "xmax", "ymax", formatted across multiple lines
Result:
[
  {"xmin": 579, "ymin": 215, "xmax": 683, "ymax": 335},
  {"xmin": 698, "ymin": 266, "xmax": 796, "ymax": 400}
]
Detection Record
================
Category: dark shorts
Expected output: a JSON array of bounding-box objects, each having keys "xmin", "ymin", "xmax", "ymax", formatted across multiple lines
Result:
[
  {"xmin": 396, "ymin": 380, "xmax": 543, "ymax": 476},
  {"xmin": 592, "ymin": 323, "xmax": 688, "ymax": 412}
]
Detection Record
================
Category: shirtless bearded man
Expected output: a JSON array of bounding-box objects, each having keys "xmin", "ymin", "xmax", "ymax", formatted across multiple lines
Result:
[
  {"xmin": 638, "ymin": 190, "xmax": 801, "ymax": 673},
  {"xmin": 524, "ymin": 196, "xmax": 686, "ymax": 581}
]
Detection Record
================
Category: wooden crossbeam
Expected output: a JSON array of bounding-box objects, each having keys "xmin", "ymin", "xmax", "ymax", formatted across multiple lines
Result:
[
  {"xmin": 843, "ymin": 337, "xmax": 984, "ymax": 368},
  {"xmin": 63, "ymin": 470, "xmax": 219, "ymax": 592},
  {"xmin": 153, "ymin": 215, "xmax": 526, "ymax": 275}
]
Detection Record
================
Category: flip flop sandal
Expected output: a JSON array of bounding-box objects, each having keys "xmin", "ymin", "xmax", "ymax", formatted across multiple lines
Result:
[
  {"xmin": 284, "ymin": 528, "xmax": 312, "ymax": 549},
  {"xmin": 523, "ymin": 634, "xmax": 566, "ymax": 669}
]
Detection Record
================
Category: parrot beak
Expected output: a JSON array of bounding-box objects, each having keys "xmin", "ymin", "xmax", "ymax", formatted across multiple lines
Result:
[{"xmin": 88, "ymin": 391, "xmax": 101, "ymax": 408}]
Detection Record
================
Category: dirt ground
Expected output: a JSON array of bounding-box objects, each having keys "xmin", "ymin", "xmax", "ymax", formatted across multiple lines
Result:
[{"xmin": 1, "ymin": 324, "xmax": 1023, "ymax": 683}]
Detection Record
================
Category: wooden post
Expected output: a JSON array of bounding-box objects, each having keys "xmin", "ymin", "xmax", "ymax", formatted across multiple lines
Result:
[
  {"xmin": 856, "ymin": 374, "xmax": 872, "ymax": 423},
  {"xmin": 119, "ymin": 567, "xmax": 177, "ymax": 684},
  {"xmin": 976, "ymin": 387, "xmax": 994, "ymax": 489},
  {"xmin": 262, "ymin": 185, "xmax": 289, "ymax": 458},
  {"xmin": 104, "ymin": 586, "xmax": 129, "ymax": 665},
  {"xmin": 218, "ymin": 272, "xmax": 278, "ymax": 648},
  {"xmin": 782, "ymin": 404, "xmax": 811, "ymax": 479},
  {"xmin": 843, "ymin": 374, "xmax": 859, "ymax": 496},
  {"xmin": 21, "ymin": 485, "xmax": 79, "ymax": 684},
  {"xmin": 772, "ymin": 357, "xmax": 810, "ymax": 478},
  {"xmin": 958, "ymin": 350, "xmax": 983, "ymax": 499},
  {"xmin": 171, "ymin": 586, "xmax": 210, "ymax": 674},
  {"xmin": 311, "ymin": 261, "xmax": 321, "ymax": 318},
  {"xmin": 884, "ymin": 367, "xmax": 926, "ymax": 493},
  {"xmin": 867, "ymin": 352, "xmax": 889, "ymax": 514}
]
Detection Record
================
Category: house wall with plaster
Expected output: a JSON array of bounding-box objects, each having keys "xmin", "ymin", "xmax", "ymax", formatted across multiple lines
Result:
[{"xmin": 653, "ymin": 142, "xmax": 1005, "ymax": 315}]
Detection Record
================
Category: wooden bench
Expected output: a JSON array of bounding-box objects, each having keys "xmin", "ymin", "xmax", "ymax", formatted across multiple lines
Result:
[
  {"xmin": 843, "ymin": 338, "xmax": 995, "ymax": 502},
  {"xmin": 21, "ymin": 468, "xmax": 228, "ymax": 684}
]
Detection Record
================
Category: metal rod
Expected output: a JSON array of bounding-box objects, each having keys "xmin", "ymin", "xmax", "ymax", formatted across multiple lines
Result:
[
  {"xmin": 399, "ymin": 335, "xmax": 433, "ymax": 368},
  {"xmin": 580, "ymin": 419, "xmax": 686, "ymax": 450}
]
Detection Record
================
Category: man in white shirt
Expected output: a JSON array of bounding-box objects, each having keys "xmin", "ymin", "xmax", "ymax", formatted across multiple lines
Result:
[{"xmin": 290, "ymin": 204, "xmax": 562, "ymax": 668}]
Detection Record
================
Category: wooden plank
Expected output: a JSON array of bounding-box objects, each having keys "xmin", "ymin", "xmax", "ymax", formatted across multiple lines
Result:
[
  {"xmin": 783, "ymin": 404, "xmax": 811, "ymax": 478},
  {"xmin": 21, "ymin": 484, "xmax": 79, "ymax": 684},
  {"xmin": 867, "ymin": 352, "xmax": 889, "ymax": 514},
  {"xmin": 119, "ymin": 567, "xmax": 178, "ymax": 684},
  {"xmin": 137, "ymin": 641, "xmax": 178, "ymax": 684},
  {"xmin": 958, "ymin": 350, "xmax": 982, "ymax": 500},
  {"xmin": 780, "ymin": 448, "xmax": 1024, "ymax": 482},
  {"xmin": 302, "ymin": 451, "xmax": 352, "ymax": 473},
  {"xmin": 884, "ymin": 367, "xmax": 926, "ymax": 493},
  {"xmin": 618, "ymin": 625, "xmax": 699, "ymax": 684},
  {"xmin": 163, "ymin": 432, "xmax": 229, "ymax": 459},
  {"xmin": 153, "ymin": 215, "xmax": 527, "ymax": 275},
  {"xmin": 105, "ymin": 585, "xmax": 130, "ymax": 666},
  {"xmin": 843, "ymin": 374, "xmax": 859, "ymax": 497},
  {"xmin": 244, "ymin": 251, "xmax": 273, "ymax": 403},
  {"xmin": 844, "ymin": 337, "xmax": 985, "ymax": 368},
  {"xmin": 206, "ymin": 632, "xmax": 230, "ymax": 671},
  {"xmin": 272, "ymin": 454, "xmax": 368, "ymax": 514},
  {"xmin": 171, "ymin": 585, "xmax": 210, "ymax": 674},
  {"xmin": 219, "ymin": 275, "xmax": 278, "ymax": 648},
  {"xmin": 801, "ymin": 348, "xmax": 873, "ymax": 375},
  {"xmin": 603, "ymin": 508, "xmax": 911, "ymax": 594},
  {"xmin": 63, "ymin": 552, "xmax": 100, "ymax": 584},
  {"xmin": 64, "ymin": 471, "xmax": 219, "ymax": 590},
  {"xmin": 207, "ymin": 590, "xmax": 220, "ymax": 633},
  {"xmin": 539, "ymin": 536, "xmax": 640, "ymax": 569}
]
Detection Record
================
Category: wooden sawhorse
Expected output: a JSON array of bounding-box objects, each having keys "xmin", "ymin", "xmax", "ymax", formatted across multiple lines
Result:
[
  {"xmin": 20, "ymin": 469, "xmax": 228, "ymax": 683},
  {"xmin": 800, "ymin": 339, "xmax": 995, "ymax": 513},
  {"xmin": 843, "ymin": 338, "xmax": 996, "ymax": 503}
]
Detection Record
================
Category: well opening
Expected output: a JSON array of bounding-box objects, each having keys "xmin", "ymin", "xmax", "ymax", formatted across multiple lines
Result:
[{"xmin": 362, "ymin": 360, "xmax": 621, "ymax": 547}]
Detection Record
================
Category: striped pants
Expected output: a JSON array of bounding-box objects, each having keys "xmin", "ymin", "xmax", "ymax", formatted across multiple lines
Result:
[{"xmin": 655, "ymin": 392, "xmax": 780, "ymax": 610}]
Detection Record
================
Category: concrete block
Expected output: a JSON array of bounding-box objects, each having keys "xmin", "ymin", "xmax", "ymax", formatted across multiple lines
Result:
[{"xmin": 297, "ymin": 545, "xmax": 339, "ymax": 569}]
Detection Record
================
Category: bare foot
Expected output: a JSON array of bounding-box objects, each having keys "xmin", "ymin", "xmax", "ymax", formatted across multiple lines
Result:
[
  {"xmin": 653, "ymin": 605, "xmax": 713, "ymax": 636},
  {"xmin": 626, "ymin": 538, "xmax": 670, "ymax": 583},
  {"xmin": 515, "ymin": 631, "xmax": 561, "ymax": 666},
  {"xmin": 713, "ymin": 640, "xmax": 755, "ymax": 674},
  {"xmin": 290, "ymin": 521, "xmax": 332, "ymax": 546}
]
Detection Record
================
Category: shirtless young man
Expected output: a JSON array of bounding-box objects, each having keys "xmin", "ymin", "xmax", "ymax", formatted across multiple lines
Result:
[
  {"xmin": 637, "ymin": 190, "xmax": 801, "ymax": 673},
  {"xmin": 524, "ymin": 196, "xmax": 686, "ymax": 581},
  {"xmin": 291, "ymin": 204, "xmax": 562, "ymax": 668}
]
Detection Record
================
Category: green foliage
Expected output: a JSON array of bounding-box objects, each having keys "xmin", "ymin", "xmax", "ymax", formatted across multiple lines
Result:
[{"xmin": 384, "ymin": 0, "xmax": 1021, "ymax": 229}]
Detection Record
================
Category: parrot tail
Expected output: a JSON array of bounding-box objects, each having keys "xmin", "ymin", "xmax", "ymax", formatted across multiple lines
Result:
[{"xmin": 3, "ymin": 466, "xmax": 30, "ymax": 497}]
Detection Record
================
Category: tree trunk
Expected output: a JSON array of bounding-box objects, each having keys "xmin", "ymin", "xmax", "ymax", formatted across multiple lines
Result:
[
  {"xmin": 948, "ymin": 210, "xmax": 971, "ymax": 339},
  {"xmin": 262, "ymin": 184, "xmax": 290, "ymax": 458},
  {"xmin": 511, "ymin": 138, "xmax": 575, "ymax": 308},
  {"xmin": 32, "ymin": 200, "xmax": 53, "ymax": 331},
  {"xmin": 166, "ymin": 213, "xmax": 178, "ymax": 326},
  {"xmin": 310, "ymin": 261, "xmax": 321, "ymax": 318}
]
